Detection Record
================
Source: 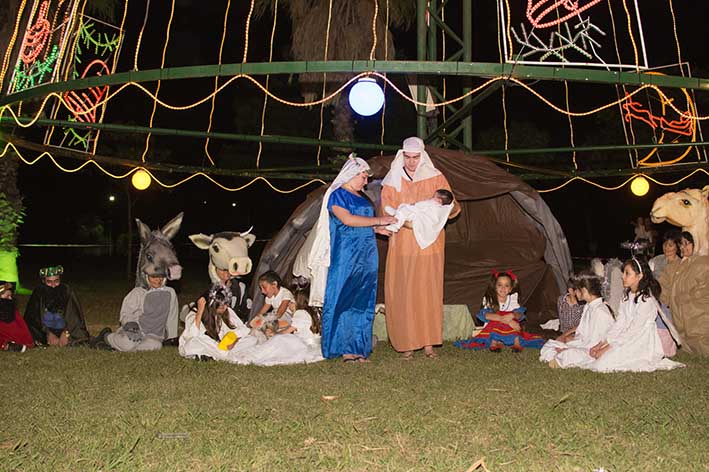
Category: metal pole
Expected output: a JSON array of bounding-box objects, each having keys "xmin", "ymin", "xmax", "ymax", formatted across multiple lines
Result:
[
  {"xmin": 417, "ymin": 0, "xmax": 428, "ymax": 138},
  {"xmin": 462, "ymin": 0, "xmax": 473, "ymax": 149}
]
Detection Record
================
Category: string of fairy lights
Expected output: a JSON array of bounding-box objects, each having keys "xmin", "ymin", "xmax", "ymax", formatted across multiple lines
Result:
[{"xmin": 0, "ymin": 0, "xmax": 707, "ymax": 195}]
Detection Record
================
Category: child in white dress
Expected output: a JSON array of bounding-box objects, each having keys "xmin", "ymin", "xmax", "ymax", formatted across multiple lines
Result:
[
  {"xmin": 585, "ymin": 257, "xmax": 683, "ymax": 373},
  {"xmin": 383, "ymin": 188, "xmax": 454, "ymax": 249},
  {"xmin": 179, "ymin": 284, "xmax": 251, "ymax": 361},
  {"xmin": 253, "ymin": 271, "xmax": 294, "ymax": 323},
  {"xmin": 540, "ymin": 272, "xmax": 615, "ymax": 369}
]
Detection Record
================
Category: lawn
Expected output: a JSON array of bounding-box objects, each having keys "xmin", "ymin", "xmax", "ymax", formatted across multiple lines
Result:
[{"xmin": 2, "ymin": 258, "xmax": 708, "ymax": 471}]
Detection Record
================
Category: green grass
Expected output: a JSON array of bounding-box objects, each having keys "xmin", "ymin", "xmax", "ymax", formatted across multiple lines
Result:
[{"xmin": 3, "ymin": 264, "xmax": 708, "ymax": 471}]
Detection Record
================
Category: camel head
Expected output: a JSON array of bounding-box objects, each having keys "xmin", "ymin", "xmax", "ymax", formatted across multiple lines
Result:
[
  {"xmin": 650, "ymin": 186, "xmax": 709, "ymax": 256},
  {"xmin": 650, "ymin": 187, "xmax": 709, "ymax": 227}
]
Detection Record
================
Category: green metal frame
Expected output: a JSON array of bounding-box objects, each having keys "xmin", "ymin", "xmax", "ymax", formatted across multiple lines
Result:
[
  {"xmin": 2, "ymin": 61, "xmax": 708, "ymax": 107},
  {"xmin": 2, "ymin": 59, "xmax": 708, "ymax": 182}
]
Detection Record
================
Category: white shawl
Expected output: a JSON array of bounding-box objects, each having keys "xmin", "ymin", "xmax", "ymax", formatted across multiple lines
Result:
[
  {"xmin": 381, "ymin": 137, "xmax": 441, "ymax": 192},
  {"xmin": 298, "ymin": 156, "xmax": 371, "ymax": 307}
]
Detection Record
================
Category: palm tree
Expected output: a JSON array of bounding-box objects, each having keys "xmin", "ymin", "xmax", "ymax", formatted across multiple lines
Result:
[
  {"xmin": 0, "ymin": 0, "xmax": 118, "ymax": 287},
  {"xmin": 254, "ymin": 0, "xmax": 415, "ymax": 144}
]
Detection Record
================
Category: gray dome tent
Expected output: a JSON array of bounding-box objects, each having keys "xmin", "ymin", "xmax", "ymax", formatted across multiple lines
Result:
[{"xmin": 250, "ymin": 147, "xmax": 572, "ymax": 327}]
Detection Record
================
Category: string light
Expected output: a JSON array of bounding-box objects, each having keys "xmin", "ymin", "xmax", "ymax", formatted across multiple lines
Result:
[
  {"xmin": 140, "ymin": 0, "xmax": 176, "ymax": 163},
  {"xmin": 205, "ymin": 0, "xmax": 232, "ymax": 167},
  {"xmin": 526, "ymin": 0, "xmax": 602, "ymax": 29},
  {"xmin": 0, "ymin": 141, "xmax": 326, "ymax": 193},
  {"xmin": 314, "ymin": 0, "xmax": 334, "ymax": 167}
]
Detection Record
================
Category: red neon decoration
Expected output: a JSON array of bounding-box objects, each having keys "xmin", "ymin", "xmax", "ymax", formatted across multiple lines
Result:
[
  {"xmin": 21, "ymin": 1, "xmax": 51, "ymax": 64},
  {"xmin": 622, "ymin": 94, "xmax": 694, "ymax": 137},
  {"xmin": 63, "ymin": 60, "xmax": 110, "ymax": 123},
  {"xmin": 526, "ymin": 0, "xmax": 602, "ymax": 29}
]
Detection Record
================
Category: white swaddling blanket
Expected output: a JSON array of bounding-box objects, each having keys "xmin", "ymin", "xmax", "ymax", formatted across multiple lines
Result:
[{"xmin": 385, "ymin": 199, "xmax": 453, "ymax": 249}]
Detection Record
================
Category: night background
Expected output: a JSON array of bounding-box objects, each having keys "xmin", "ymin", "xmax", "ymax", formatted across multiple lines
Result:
[{"xmin": 4, "ymin": 0, "xmax": 709, "ymax": 279}]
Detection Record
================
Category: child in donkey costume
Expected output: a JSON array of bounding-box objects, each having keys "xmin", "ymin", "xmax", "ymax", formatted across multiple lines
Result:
[{"xmin": 93, "ymin": 214, "xmax": 182, "ymax": 351}]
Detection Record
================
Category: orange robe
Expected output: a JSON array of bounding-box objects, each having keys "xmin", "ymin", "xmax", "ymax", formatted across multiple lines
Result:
[{"xmin": 381, "ymin": 174, "xmax": 452, "ymax": 351}]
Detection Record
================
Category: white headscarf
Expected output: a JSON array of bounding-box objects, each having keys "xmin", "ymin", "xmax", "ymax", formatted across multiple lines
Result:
[
  {"xmin": 381, "ymin": 137, "xmax": 441, "ymax": 192},
  {"xmin": 302, "ymin": 155, "xmax": 371, "ymax": 307}
]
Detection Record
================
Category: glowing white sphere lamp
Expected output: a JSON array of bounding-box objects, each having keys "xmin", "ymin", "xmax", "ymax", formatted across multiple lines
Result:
[
  {"xmin": 131, "ymin": 169, "xmax": 152, "ymax": 191},
  {"xmin": 349, "ymin": 77, "xmax": 385, "ymax": 116},
  {"xmin": 630, "ymin": 175, "xmax": 649, "ymax": 197}
]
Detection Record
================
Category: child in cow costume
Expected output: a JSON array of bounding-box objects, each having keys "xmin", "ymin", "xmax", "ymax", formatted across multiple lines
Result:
[{"xmin": 184, "ymin": 230, "xmax": 256, "ymax": 324}]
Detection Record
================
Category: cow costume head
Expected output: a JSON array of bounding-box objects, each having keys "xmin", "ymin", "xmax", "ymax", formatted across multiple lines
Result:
[{"xmin": 189, "ymin": 228, "xmax": 256, "ymax": 283}]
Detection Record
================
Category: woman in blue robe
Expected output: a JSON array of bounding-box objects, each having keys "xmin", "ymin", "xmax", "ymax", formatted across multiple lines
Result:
[{"xmin": 310, "ymin": 157, "xmax": 396, "ymax": 362}]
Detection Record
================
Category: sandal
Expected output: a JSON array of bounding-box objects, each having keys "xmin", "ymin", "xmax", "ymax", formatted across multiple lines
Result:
[
  {"xmin": 424, "ymin": 351, "xmax": 438, "ymax": 359},
  {"xmin": 489, "ymin": 345, "xmax": 502, "ymax": 353},
  {"xmin": 511, "ymin": 345, "xmax": 524, "ymax": 353},
  {"xmin": 342, "ymin": 357, "xmax": 358, "ymax": 363},
  {"xmin": 401, "ymin": 351, "xmax": 414, "ymax": 361}
]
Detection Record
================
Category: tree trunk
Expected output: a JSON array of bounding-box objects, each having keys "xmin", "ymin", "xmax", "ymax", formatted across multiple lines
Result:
[{"xmin": 331, "ymin": 97, "xmax": 354, "ymax": 152}]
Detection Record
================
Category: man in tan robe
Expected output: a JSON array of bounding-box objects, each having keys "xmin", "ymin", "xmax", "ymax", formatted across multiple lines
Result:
[{"xmin": 381, "ymin": 137, "xmax": 459, "ymax": 359}]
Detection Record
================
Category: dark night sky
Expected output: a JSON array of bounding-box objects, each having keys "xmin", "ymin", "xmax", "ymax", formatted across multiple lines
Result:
[{"xmin": 12, "ymin": 1, "xmax": 709, "ymax": 262}]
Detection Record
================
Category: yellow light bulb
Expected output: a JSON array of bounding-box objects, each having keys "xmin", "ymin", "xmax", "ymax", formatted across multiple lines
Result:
[
  {"xmin": 630, "ymin": 176, "xmax": 649, "ymax": 197},
  {"xmin": 131, "ymin": 169, "xmax": 152, "ymax": 190}
]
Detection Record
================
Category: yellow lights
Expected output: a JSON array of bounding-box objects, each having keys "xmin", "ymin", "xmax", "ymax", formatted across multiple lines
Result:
[
  {"xmin": 131, "ymin": 169, "xmax": 152, "ymax": 190},
  {"xmin": 630, "ymin": 175, "xmax": 650, "ymax": 197}
]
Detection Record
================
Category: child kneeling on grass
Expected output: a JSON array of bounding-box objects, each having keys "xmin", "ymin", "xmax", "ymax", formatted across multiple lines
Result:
[{"xmin": 454, "ymin": 270, "xmax": 544, "ymax": 352}]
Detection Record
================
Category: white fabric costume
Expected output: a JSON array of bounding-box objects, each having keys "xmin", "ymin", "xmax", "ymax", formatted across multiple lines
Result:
[
  {"xmin": 539, "ymin": 297, "xmax": 614, "ymax": 368},
  {"xmin": 384, "ymin": 198, "xmax": 453, "ymax": 250},
  {"xmin": 225, "ymin": 309, "xmax": 324, "ymax": 366},
  {"xmin": 107, "ymin": 282, "xmax": 179, "ymax": 352},
  {"xmin": 178, "ymin": 307, "xmax": 251, "ymax": 360},
  {"xmin": 294, "ymin": 155, "xmax": 372, "ymax": 307},
  {"xmin": 584, "ymin": 294, "xmax": 684, "ymax": 373}
]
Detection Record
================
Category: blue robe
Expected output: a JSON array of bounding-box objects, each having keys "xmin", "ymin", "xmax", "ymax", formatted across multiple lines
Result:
[{"xmin": 321, "ymin": 188, "xmax": 378, "ymax": 359}]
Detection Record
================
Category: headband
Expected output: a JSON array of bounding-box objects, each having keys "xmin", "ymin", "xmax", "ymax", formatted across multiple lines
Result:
[
  {"xmin": 632, "ymin": 257, "xmax": 643, "ymax": 275},
  {"xmin": 492, "ymin": 269, "xmax": 517, "ymax": 281},
  {"xmin": 208, "ymin": 284, "xmax": 231, "ymax": 307},
  {"xmin": 40, "ymin": 266, "xmax": 64, "ymax": 278}
]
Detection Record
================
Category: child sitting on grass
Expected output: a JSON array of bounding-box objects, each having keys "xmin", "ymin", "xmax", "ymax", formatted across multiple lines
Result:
[
  {"xmin": 540, "ymin": 272, "xmax": 615, "ymax": 369},
  {"xmin": 584, "ymin": 257, "xmax": 683, "ymax": 372},
  {"xmin": 179, "ymin": 283, "xmax": 250, "ymax": 361},
  {"xmin": 0, "ymin": 281, "xmax": 33, "ymax": 352},
  {"xmin": 454, "ymin": 270, "xmax": 544, "ymax": 352}
]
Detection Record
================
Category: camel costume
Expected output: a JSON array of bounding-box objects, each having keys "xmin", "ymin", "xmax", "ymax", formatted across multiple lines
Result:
[
  {"xmin": 381, "ymin": 138, "xmax": 456, "ymax": 352},
  {"xmin": 659, "ymin": 255, "xmax": 709, "ymax": 355}
]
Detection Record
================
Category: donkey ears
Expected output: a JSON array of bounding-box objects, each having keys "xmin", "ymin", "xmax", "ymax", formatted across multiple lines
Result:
[
  {"xmin": 160, "ymin": 212, "xmax": 184, "ymax": 240},
  {"xmin": 135, "ymin": 218, "xmax": 152, "ymax": 243}
]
